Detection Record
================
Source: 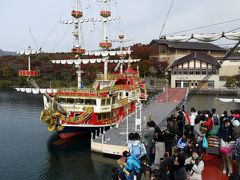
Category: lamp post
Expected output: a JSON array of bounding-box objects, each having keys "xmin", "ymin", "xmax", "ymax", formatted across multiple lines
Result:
[{"xmin": 165, "ymin": 71, "xmax": 169, "ymax": 103}]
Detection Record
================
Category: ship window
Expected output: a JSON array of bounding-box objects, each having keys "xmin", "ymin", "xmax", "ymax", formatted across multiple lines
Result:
[
  {"xmin": 102, "ymin": 99, "xmax": 106, "ymax": 105},
  {"xmin": 85, "ymin": 99, "xmax": 96, "ymax": 105},
  {"xmin": 98, "ymin": 112, "xmax": 113, "ymax": 121},
  {"xmin": 107, "ymin": 99, "xmax": 111, "ymax": 104},
  {"xmin": 112, "ymin": 97, "xmax": 116, "ymax": 104},
  {"xmin": 107, "ymin": 113, "xmax": 110, "ymax": 119},
  {"xmin": 67, "ymin": 98, "xmax": 75, "ymax": 104},
  {"xmin": 103, "ymin": 113, "xmax": 107, "ymax": 120},
  {"xmin": 91, "ymin": 99, "xmax": 96, "ymax": 105},
  {"xmin": 58, "ymin": 98, "xmax": 66, "ymax": 103},
  {"xmin": 126, "ymin": 92, "xmax": 129, "ymax": 96},
  {"xmin": 98, "ymin": 114, "xmax": 102, "ymax": 120},
  {"xmin": 76, "ymin": 99, "xmax": 84, "ymax": 104}
]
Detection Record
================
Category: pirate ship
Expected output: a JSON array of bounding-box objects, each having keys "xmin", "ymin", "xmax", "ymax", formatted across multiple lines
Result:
[{"xmin": 16, "ymin": 0, "xmax": 147, "ymax": 138}]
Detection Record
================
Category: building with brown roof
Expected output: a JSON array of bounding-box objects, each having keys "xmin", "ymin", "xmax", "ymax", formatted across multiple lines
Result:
[
  {"xmin": 169, "ymin": 52, "xmax": 221, "ymax": 88},
  {"xmin": 149, "ymin": 39, "xmax": 226, "ymax": 67}
]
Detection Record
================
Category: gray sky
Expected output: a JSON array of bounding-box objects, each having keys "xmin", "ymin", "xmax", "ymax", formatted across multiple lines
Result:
[{"xmin": 1, "ymin": 0, "xmax": 240, "ymax": 52}]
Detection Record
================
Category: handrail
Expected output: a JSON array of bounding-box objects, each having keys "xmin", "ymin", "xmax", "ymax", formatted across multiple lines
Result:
[
  {"xmin": 56, "ymin": 85, "xmax": 138, "ymax": 97},
  {"xmin": 96, "ymin": 73, "xmax": 138, "ymax": 80}
]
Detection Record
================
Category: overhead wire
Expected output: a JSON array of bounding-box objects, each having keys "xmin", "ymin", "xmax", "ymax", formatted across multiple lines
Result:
[
  {"xmin": 226, "ymin": 26, "xmax": 240, "ymax": 33},
  {"xmin": 29, "ymin": 27, "xmax": 38, "ymax": 50},
  {"xmin": 159, "ymin": 0, "xmax": 175, "ymax": 38},
  {"xmin": 52, "ymin": 27, "xmax": 71, "ymax": 52},
  {"xmin": 39, "ymin": 0, "xmax": 70, "ymax": 51},
  {"xmin": 165, "ymin": 18, "xmax": 240, "ymax": 35}
]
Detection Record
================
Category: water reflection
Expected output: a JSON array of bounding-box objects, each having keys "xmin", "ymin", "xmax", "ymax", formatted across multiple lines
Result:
[{"xmin": 40, "ymin": 133, "xmax": 115, "ymax": 180}]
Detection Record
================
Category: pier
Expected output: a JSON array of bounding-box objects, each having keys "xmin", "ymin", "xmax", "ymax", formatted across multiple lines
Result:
[{"xmin": 91, "ymin": 88, "xmax": 188, "ymax": 156}]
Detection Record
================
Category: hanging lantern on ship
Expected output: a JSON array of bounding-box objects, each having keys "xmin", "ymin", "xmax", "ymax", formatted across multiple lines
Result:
[
  {"xmin": 72, "ymin": 47, "xmax": 85, "ymax": 54},
  {"xmin": 71, "ymin": 10, "xmax": 83, "ymax": 19},
  {"xmin": 100, "ymin": 10, "xmax": 111, "ymax": 18},
  {"xmin": 118, "ymin": 34, "xmax": 124, "ymax": 39},
  {"xmin": 99, "ymin": 41, "xmax": 112, "ymax": 49}
]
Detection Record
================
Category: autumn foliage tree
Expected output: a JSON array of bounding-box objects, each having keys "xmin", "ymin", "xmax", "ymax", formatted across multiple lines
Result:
[{"xmin": 131, "ymin": 43, "xmax": 168, "ymax": 78}]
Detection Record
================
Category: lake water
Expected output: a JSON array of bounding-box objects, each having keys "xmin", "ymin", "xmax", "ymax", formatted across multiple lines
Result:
[
  {"xmin": 185, "ymin": 94, "xmax": 239, "ymax": 114},
  {"xmin": 0, "ymin": 90, "xmax": 115, "ymax": 180},
  {"xmin": 0, "ymin": 90, "xmax": 239, "ymax": 180}
]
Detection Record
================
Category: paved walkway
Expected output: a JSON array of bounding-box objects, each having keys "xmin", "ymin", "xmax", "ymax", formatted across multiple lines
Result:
[
  {"xmin": 91, "ymin": 88, "xmax": 188, "ymax": 155},
  {"xmin": 156, "ymin": 88, "xmax": 187, "ymax": 103}
]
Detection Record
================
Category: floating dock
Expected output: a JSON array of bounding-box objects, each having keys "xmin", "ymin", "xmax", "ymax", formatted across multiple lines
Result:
[{"xmin": 91, "ymin": 88, "xmax": 188, "ymax": 156}]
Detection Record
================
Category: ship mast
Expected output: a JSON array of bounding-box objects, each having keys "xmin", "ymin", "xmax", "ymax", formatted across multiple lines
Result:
[
  {"xmin": 99, "ymin": 0, "xmax": 112, "ymax": 78},
  {"xmin": 71, "ymin": 0, "xmax": 85, "ymax": 89},
  {"xmin": 119, "ymin": 32, "xmax": 124, "ymax": 74}
]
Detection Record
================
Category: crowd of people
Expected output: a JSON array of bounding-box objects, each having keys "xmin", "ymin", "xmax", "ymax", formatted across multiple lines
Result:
[{"xmin": 112, "ymin": 107, "xmax": 240, "ymax": 180}]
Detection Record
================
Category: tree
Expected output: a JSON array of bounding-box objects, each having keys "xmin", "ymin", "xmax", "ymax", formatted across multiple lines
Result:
[
  {"xmin": 1, "ymin": 65, "xmax": 15, "ymax": 78},
  {"xmin": 225, "ymin": 76, "xmax": 235, "ymax": 87},
  {"xmin": 153, "ymin": 58, "xmax": 169, "ymax": 78},
  {"xmin": 131, "ymin": 43, "xmax": 155, "ymax": 60}
]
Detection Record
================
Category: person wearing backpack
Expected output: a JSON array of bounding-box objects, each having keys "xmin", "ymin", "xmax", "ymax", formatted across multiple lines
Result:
[
  {"xmin": 128, "ymin": 133, "xmax": 146, "ymax": 160},
  {"xmin": 232, "ymin": 137, "xmax": 240, "ymax": 178},
  {"xmin": 177, "ymin": 133, "xmax": 188, "ymax": 153},
  {"xmin": 201, "ymin": 113, "xmax": 214, "ymax": 133},
  {"xmin": 122, "ymin": 151, "xmax": 142, "ymax": 180},
  {"xmin": 212, "ymin": 108, "xmax": 219, "ymax": 125}
]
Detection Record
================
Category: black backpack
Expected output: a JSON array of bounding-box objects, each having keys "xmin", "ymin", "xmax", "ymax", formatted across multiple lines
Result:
[{"xmin": 212, "ymin": 114, "xmax": 219, "ymax": 125}]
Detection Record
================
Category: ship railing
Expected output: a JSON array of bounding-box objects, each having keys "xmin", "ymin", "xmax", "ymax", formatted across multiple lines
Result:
[
  {"xmin": 56, "ymin": 85, "xmax": 138, "ymax": 97},
  {"xmin": 96, "ymin": 73, "xmax": 138, "ymax": 80}
]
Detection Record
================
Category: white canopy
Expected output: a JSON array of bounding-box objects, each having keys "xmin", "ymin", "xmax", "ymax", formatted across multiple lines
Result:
[
  {"xmin": 14, "ymin": 88, "xmax": 58, "ymax": 94},
  {"xmin": 51, "ymin": 58, "xmax": 140, "ymax": 65},
  {"xmin": 84, "ymin": 50, "xmax": 132, "ymax": 57},
  {"xmin": 218, "ymin": 98, "xmax": 240, "ymax": 103},
  {"xmin": 161, "ymin": 32, "xmax": 240, "ymax": 42}
]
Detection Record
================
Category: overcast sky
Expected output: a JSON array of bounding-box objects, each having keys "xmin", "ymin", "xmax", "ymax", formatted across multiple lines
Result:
[{"xmin": 1, "ymin": 0, "xmax": 240, "ymax": 52}]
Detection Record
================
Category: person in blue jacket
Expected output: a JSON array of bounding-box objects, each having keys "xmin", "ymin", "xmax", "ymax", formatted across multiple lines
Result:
[{"xmin": 122, "ymin": 151, "xmax": 142, "ymax": 180}]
